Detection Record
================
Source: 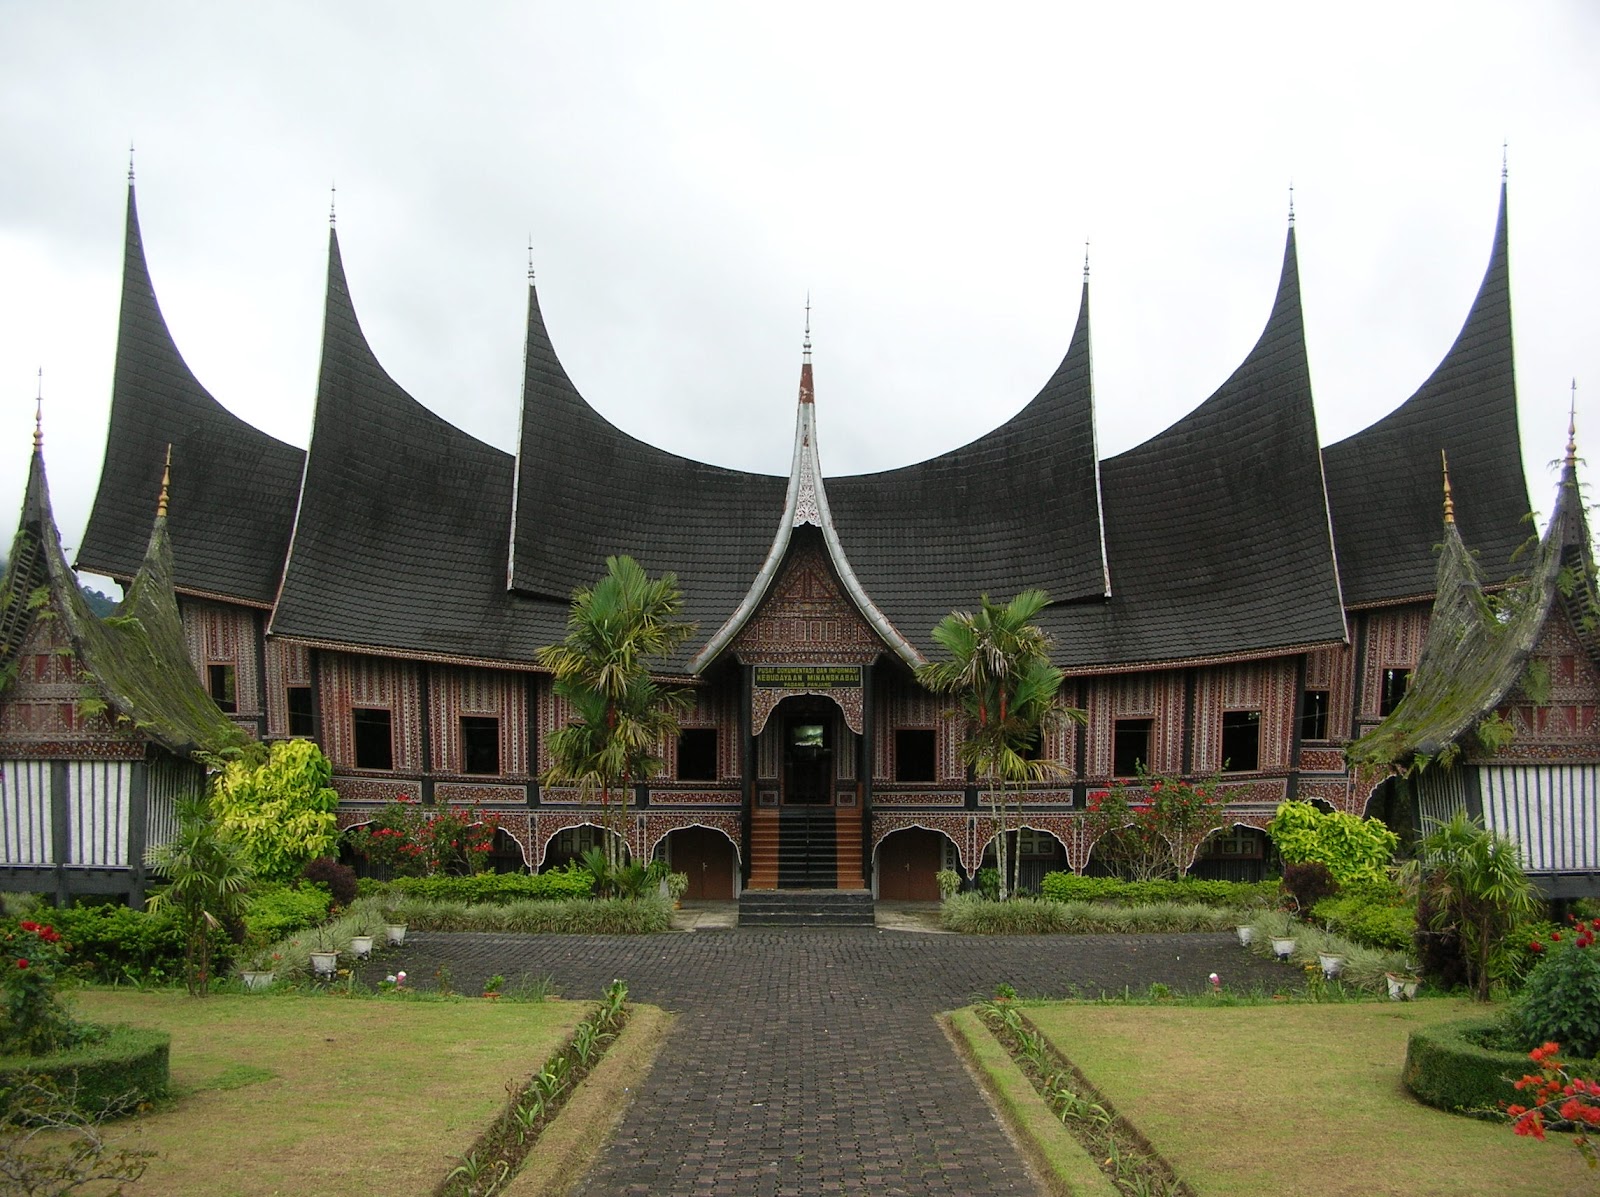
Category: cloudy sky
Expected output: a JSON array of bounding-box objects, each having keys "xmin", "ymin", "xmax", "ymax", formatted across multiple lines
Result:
[{"xmin": 1, "ymin": 3, "xmax": 1596, "ymax": 588}]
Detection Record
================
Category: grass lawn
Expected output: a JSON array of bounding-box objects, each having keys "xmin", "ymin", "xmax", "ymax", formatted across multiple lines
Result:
[
  {"xmin": 1026, "ymin": 999, "xmax": 1593, "ymax": 1197},
  {"xmin": 64, "ymin": 989, "xmax": 586, "ymax": 1196}
]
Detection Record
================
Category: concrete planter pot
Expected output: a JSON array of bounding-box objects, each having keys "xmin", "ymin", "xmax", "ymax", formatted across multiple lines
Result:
[
  {"xmin": 349, "ymin": 935, "xmax": 374, "ymax": 960},
  {"xmin": 1270, "ymin": 937, "xmax": 1297, "ymax": 961},
  {"xmin": 385, "ymin": 924, "xmax": 407, "ymax": 947},
  {"xmin": 309, "ymin": 950, "xmax": 339, "ymax": 978}
]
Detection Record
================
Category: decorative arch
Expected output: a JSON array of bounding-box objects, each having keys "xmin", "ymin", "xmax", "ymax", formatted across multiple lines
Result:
[
  {"xmin": 872, "ymin": 813, "xmax": 978, "ymax": 875},
  {"xmin": 872, "ymin": 822, "xmax": 960, "ymax": 865},
  {"xmin": 645, "ymin": 814, "xmax": 744, "ymax": 867},
  {"xmin": 532, "ymin": 815, "xmax": 630, "ymax": 870},
  {"xmin": 752, "ymin": 687, "xmax": 862, "ymax": 737}
]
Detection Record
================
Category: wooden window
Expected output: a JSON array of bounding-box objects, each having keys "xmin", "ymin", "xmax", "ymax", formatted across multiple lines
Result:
[
  {"xmin": 1220, "ymin": 710, "xmax": 1260, "ymax": 772},
  {"xmin": 1113, "ymin": 718, "xmax": 1152, "ymax": 777},
  {"xmin": 208, "ymin": 663, "xmax": 237, "ymax": 714},
  {"xmin": 1380, "ymin": 668, "xmax": 1411, "ymax": 716},
  {"xmin": 895, "ymin": 729, "xmax": 936, "ymax": 782},
  {"xmin": 461, "ymin": 716, "xmax": 500, "ymax": 775},
  {"xmin": 1300, "ymin": 690, "xmax": 1329, "ymax": 741},
  {"xmin": 677, "ymin": 728, "xmax": 718, "ymax": 781},
  {"xmin": 287, "ymin": 686, "xmax": 315, "ymax": 737},
  {"xmin": 352, "ymin": 707, "xmax": 393, "ymax": 771}
]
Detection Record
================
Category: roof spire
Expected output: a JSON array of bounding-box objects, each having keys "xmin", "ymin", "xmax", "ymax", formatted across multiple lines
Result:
[
  {"xmin": 156, "ymin": 443, "xmax": 171, "ymax": 519},
  {"xmin": 1288, "ymin": 181, "xmax": 1295, "ymax": 227},
  {"xmin": 527, "ymin": 236, "xmax": 535, "ymax": 284},
  {"xmin": 1568, "ymin": 378, "xmax": 1578, "ymax": 466},
  {"xmin": 33, "ymin": 368, "xmax": 42, "ymax": 450},
  {"xmin": 329, "ymin": 181, "xmax": 337, "ymax": 227},
  {"xmin": 1441, "ymin": 449, "xmax": 1455, "ymax": 525},
  {"xmin": 1502, "ymin": 140, "xmax": 1509, "ymax": 181},
  {"xmin": 127, "ymin": 141, "xmax": 135, "ymax": 185},
  {"xmin": 802, "ymin": 293, "xmax": 812, "ymax": 365},
  {"xmin": 1083, "ymin": 239, "xmax": 1090, "ymax": 281}
]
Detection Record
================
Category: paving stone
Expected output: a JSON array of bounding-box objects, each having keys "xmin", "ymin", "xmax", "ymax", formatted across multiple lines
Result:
[{"xmin": 359, "ymin": 928, "xmax": 1294, "ymax": 1194}]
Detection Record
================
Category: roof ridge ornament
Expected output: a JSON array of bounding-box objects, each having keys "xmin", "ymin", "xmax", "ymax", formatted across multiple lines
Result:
[
  {"xmin": 1568, "ymin": 378, "xmax": 1578, "ymax": 466},
  {"xmin": 1502, "ymin": 140, "xmax": 1509, "ymax": 182},
  {"xmin": 33, "ymin": 368, "xmax": 42, "ymax": 450},
  {"xmin": 1083, "ymin": 239, "xmax": 1090, "ymax": 282},
  {"xmin": 157, "ymin": 443, "xmax": 172, "ymax": 519},
  {"xmin": 1288, "ymin": 181, "xmax": 1295, "ymax": 227},
  {"xmin": 803, "ymin": 293, "xmax": 812, "ymax": 365},
  {"xmin": 329, "ymin": 181, "xmax": 337, "ymax": 228},
  {"xmin": 127, "ymin": 141, "xmax": 135, "ymax": 185},
  {"xmin": 527, "ymin": 236, "xmax": 535, "ymax": 285},
  {"xmin": 1441, "ymin": 449, "xmax": 1455, "ymax": 525}
]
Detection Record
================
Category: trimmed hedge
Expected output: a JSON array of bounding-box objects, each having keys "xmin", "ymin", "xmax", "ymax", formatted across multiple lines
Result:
[
  {"xmin": 942, "ymin": 893, "xmax": 1237, "ymax": 935},
  {"xmin": 1311, "ymin": 893, "xmax": 1415, "ymax": 951},
  {"xmin": 1038, "ymin": 873, "xmax": 1278, "ymax": 909},
  {"xmin": 1401, "ymin": 1018, "xmax": 1553, "ymax": 1115},
  {"xmin": 0, "ymin": 1024, "xmax": 170, "ymax": 1114},
  {"xmin": 52, "ymin": 904, "xmax": 187, "ymax": 985},
  {"xmin": 370, "ymin": 869, "xmax": 594, "ymax": 905},
  {"xmin": 383, "ymin": 895, "xmax": 670, "ymax": 935}
]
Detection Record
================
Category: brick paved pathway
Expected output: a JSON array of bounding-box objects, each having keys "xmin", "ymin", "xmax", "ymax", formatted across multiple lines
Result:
[{"xmin": 364, "ymin": 929, "xmax": 1293, "ymax": 1195}]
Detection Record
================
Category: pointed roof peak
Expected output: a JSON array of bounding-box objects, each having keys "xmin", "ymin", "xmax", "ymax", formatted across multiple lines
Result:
[
  {"xmin": 156, "ymin": 443, "xmax": 172, "ymax": 519},
  {"xmin": 127, "ymin": 141, "xmax": 135, "ymax": 186},
  {"xmin": 802, "ymin": 293, "xmax": 812, "ymax": 364},
  {"xmin": 798, "ymin": 296, "xmax": 814, "ymax": 404},
  {"xmin": 1441, "ymin": 449, "xmax": 1455, "ymax": 525},
  {"xmin": 32, "ymin": 369, "xmax": 42, "ymax": 452},
  {"xmin": 329, "ymin": 181, "xmax": 337, "ymax": 227},
  {"xmin": 1288, "ymin": 180, "xmax": 1295, "ymax": 227},
  {"xmin": 1083, "ymin": 239, "xmax": 1091, "ymax": 283},
  {"xmin": 1502, "ymin": 140, "xmax": 1509, "ymax": 182},
  {"xmin": 1567, "ymin": 379, "xmax": 1578, "ymax": 467},
  {"xmin": 527, "ymin": 236, "xmax": 535, "ymax": 285}
]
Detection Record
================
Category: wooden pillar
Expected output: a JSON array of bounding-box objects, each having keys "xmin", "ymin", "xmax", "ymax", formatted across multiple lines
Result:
[
  {"xmin": 419, "ymin": 664, "xmax": 435, "ymax": 805},
  {"xmin": 525, "ymin": 673, "xmax": 540, "ymax": 807},
  {"xmin": 127, "ymin": 760, "xmax": 149, "ymax": 910},
  {"xmin": 859, "ymin": 661, "xmax": 874, "ymax": 887},
  {"xmin": 252, "ymin": 609, "xmax": 269, "ymax": 739},
  {"xmin": 740, "ymin": 662, "xmax": 754, "ymax": 885},
  {"xmin": 50, "ymin": 760, "xmax": 69, "ymax": 908}
]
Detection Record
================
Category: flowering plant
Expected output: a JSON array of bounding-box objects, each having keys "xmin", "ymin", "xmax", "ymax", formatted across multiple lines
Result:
[
  {"xmin": 0, "ymin": 919, "xmax": 84, "ymax": 1056},
  {"xmin": 1506, "ymin": 1042, "xmax": 1600, "ymax": 1170},
  {"xmin": 1517, "ymin": 916, "xmax": 1600, "ymax": 1059},
  {"xmin": 1083, "ymin": 768, "xmax": 1227, "ymax": 881},
  {"xmin": 348, "ymin": 797, "xmax": 501, "ymax": 877}
]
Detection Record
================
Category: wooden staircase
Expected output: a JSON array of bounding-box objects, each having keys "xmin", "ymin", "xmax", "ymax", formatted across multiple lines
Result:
[
  {"xmin": 748, "ymin": 805, "xmax": 780, "ymax": 890},
  {"xmin": 746, "ymin": 804, "xmax": 864, "ymax": 891},
  {"xmin": 833, "ymin": 806, "xmax": 864, "ymax": 888}
]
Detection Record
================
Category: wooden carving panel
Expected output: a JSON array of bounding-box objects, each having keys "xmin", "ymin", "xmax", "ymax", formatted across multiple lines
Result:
[
  {"xmin": 731, "ymin": 539, "xmax": 883, "ymax": 665},
  {"xmin": 1082, "ymin": 672, "xmax": 1186, "ymax": 779},
  {"xmin": 1357, "ymin": 605, "xmax": 1431, "ymax": 721},
  {"xmin": 320, "ymin": 654, "xmax": 422, "ymax": 773},
  {"xmin": 1304, "ymin": 643, "xmax": 1355, "ymax": 744},
  {"xmin": 179, "ymin": 598, "xmax": 262, "ymax": 717},
  {"xmin": 0, "ymin": 603, "xmax": 143, "ymax": 758},
  {"xmin": 429, "ymin": 667, "xmax": 530, "ymax": 778},
  {"xmin": 1192, "ymin": 659, "xmax": 1297, "ymax": 774},
  {"xmin": 264, "ymin": 639, "xmax": 310, "ymax": 739},
  {"xmin": 1496, "ymin": 609, "xmax": 1600, "ymax": 762}
]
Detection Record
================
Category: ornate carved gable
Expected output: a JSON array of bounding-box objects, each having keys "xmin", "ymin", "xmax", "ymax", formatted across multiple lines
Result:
[
  {"xmin": 731, "ymin": 535, "xmax": 884, "ymax": 666},
  {"xmin": 1495, "ymin": 604, "xmax": 1600, "ymax": 761},
  {"xmin": 0, "ymin": 597, "xmax": 142, "ymax": 759}
]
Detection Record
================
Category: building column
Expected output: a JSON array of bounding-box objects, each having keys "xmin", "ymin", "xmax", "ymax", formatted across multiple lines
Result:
[
  {"xmin": 740, "ymin": 662, "xmax": 754, "ymax": 886},
  {"xmin": 859, "ymin": 661, "xmax": 874, "ymax": 887}
]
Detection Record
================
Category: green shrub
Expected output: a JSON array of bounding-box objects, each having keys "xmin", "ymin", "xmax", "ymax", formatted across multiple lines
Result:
[
  {"xmin": 1039, "ymin": 873, "xmax": 1279, "ymax": 909},
  {"xmin": 373, "ymin": 868, "xmax": 594, "ymax": 906},
  {"xmin": 0, "ymin": 1024, "xmax": 170, "ymax": 1114},
  {"xmin": 1312, "ymin": 893, "xmax": 1416, "ymax": 951},
  {"xmin": 940, "ymin": 893, "xmax": 1237, "ymax": 935},
  {"xmin": 1267, "ymin": 801, "xmax": 1398, "ymax": 886},
  {"xmin": 242, "ymin": 883, "xmax": 332, "ymax": 942},
  {"xmin": 51, "ymin": 905, "xmax": 186, "ymax": 985},
  {"xmin": 1402, "ymin": 1017, "xmax": 1542, "ymax": 1114},
  {"xmin": 385, "ymin": 895, "xmax": 670, "ymax": 935},
  {"xmin": 1516, "ymin": 921, "xmax": 1600, "ymax": 1059},
  {"xmin": 212, "ymin": 739, "xmax": 339, "ymax": 881}
]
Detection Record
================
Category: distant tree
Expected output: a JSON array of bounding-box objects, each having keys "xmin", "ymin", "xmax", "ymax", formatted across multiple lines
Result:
[
  {"xmin": 916, "ymin": 590, "xmax": 1082, "ymax": 899},
  {"xmin": 538, "ymin": 556, "xmax": 695, "ymax": 869}
]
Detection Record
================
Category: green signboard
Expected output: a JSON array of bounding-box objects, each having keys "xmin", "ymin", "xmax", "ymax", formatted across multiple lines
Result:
[{"xmin": 752, "ymin": 664, "xmax": 862, "ymax": 689}]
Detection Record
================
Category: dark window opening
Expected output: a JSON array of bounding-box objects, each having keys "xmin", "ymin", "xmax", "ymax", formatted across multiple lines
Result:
[
  {"xmin": 1380, "ymin": 668, "xmax": 1411, "ymax": 716},
  {"xmin": 895, "ymin": 729, "xmax": 937, "ymax": 782},
  {"xmin": 461, "ymin": 716, "xmax": 501, "ymax": 775},
  {"xmin": 1300, "ymin": 690, "xmax": 1330, "ymax": 741},
  {"xmin": 287, "ymin": 686, "xmax": 315, "ymax": 737},
  {"xmin": 677, "ymin": 728, "xmax": 718, "ymax": 781},
  {"xmin": 208, "ymin": 664, "xmax": 237, "ymax": 714},
  {"xmin": 1113, "ymin": 718, "xmax": 1153, "ymax": 777},
  {"xmin": 352, "ymin": 707, "xmax": 394, "ymax": 771},
  {"xmin": 1220, "ymin": 710, "xmax": 1261, "ymax": 772},
  {"xmin": 1019, "ymin": 730, "xmax": 1045, "ymax": 761}
]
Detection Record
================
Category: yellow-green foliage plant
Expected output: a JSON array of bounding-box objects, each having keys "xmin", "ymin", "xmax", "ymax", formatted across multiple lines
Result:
[
  {"xmin": 212, "ymin": 740, "xmax": 339, "ymax": 882},
  {"xmin": 1267, "ymin": 800, "xmax": 1399, "ymax": 887}
]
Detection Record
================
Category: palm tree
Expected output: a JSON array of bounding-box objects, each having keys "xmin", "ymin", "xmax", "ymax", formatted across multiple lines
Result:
[
  {"xmin": 145, "ymin": 793, "xmax": 253, "ymax": 996},
  {"xmin": 915, "ymin": 590, "xmax": 1083, "ymax": 899},
  {"xmin": 538, "ymin": 556, "xmax": 695, "ymax": 869},
  {"xmin": 1419, "ymin": 809, "xmax": 1540, "ymax": 1001}
]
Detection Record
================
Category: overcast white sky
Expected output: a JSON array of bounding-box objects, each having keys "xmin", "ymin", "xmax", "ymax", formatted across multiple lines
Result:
[{"xmin": 1, "ymin": 3, "xmax": 1596, "ymax": 588}]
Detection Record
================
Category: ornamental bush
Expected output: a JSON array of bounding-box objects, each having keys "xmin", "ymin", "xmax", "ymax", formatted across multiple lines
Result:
[
  {"xmin": 1039, "ymin": 873, "xmax": 1279, "ymax": 909},
  {"xmin": 0, "ymin": 918, "xmax": 86, "ymax": 1056},
  {"xmin": 1311, "ymin": 892, "xmax": 1416, "ymax": 951},
  {"xmin": 1266, "ymin": 800, "xmax": 1398, "ymax": 886},
  {"xmin": 51, "ymin": 904, "xmax": 187, "ymax": 985},
  {"xmin": 211, "ymin": 739, "xmax": 340, "ymax": 881},
  {"xmin": 1084, "ymin": 769, "xmax": 1228, "ymax": 881},
  {"xmin": 1517, "ymin": 917, "xmax": 1600, "ymax": 1059},
  {"xmin": 347, "ymin": 798, "xmax": 504, "ymax": 877},
  {"xmin": 372, "ymin": 867, "xmax": 593, "ymax": 905},
  {"xmin": 1281, "ymin": 861, "xmax": 1338, "ymax": 912},
  {"xmin": 241, "ymin": 883, "xmax": 333, "ymax": 942}
]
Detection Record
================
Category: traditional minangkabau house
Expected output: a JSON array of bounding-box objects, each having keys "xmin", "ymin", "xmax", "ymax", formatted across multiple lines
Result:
[
  {"xmin": 0, "ymin": 418, "xmax": 245, "ymax": 905},
  {"xmin": 28, "ymin": 166, "xmax": 1595, "ymax": 905}
]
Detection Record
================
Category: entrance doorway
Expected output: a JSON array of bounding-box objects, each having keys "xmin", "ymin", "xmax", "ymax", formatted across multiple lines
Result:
[
  {"xmin": 783, "ymin": 712, "xmax": 835, "ymax": 805},
  {"xmin": 666, "ymin": 827, "xmax": 736, "ymax": 900},
  {"xmin": 877, "ymin": 828, "xmax": 948, "ymax": 900}
]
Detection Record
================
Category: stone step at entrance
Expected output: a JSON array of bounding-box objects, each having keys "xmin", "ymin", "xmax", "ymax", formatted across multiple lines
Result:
[{"xmin": 737, "ymin": 888, "xmax": 875, "ymax": 927}]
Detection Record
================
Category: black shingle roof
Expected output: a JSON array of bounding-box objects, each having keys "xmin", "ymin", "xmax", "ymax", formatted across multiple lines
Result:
[
  {"xmin": 827, "ymin": 279, "xmax": 1107, "ymax": 654},
  {"xmin": 1041, "ymin": 227, "xmax": 1348, "ymax": 668},
  {"xmin": 268, "ymin": 232, "xmax": 566, "ymax": 662},
  {"xmin": 76, "ymin": 184, "xmax": 305, "ymax": 606},
  {"xmin": 509, "ymin": 283, "xmax": 787, "ymax": 664},
  {"xmin": 1323, "ymin": 182, "xmax": 1530, "ymax": 606}
]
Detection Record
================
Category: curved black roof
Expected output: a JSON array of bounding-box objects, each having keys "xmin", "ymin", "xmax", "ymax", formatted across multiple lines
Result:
[
  {"xmin": 76, "ymin": 184, "xmax": 305, "ymax": 606},
  {"xmin": 1043, "ymin": 226, "xmax": 1348, "ymax": 668},
  {"xmin": 509, "ymin": 284, "xmax": 787, "ymax": 650},
  {"xmin": 828, "ymin": 279, "xmax": 1107, "ymax": 654},
  {"xmin": 1323, "ymin": 183, "xmax": 1530, "ymax": 607},
  {"xmin": 269, "ymin": 231, "xmax": 566, "ymax": 662}
]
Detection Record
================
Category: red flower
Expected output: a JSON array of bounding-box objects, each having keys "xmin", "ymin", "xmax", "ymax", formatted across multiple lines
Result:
[
  {"xmin": 1552, "ymin": 931, "xmax": 1562, "ymax": 941},
  {"xmin": 1529, "ymin": 941, "xmax": 1545, "ymax": 953},
  {"xmin": 15, "ymin": 959, "xmax": 27, "ymax": 969}
]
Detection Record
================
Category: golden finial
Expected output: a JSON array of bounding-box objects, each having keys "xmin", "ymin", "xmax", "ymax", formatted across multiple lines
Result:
[
  {"xmin": 33, "ymin": 369, "xmax": 42, "ymax": 450},
  {"xmin": 157, "ymin": 444, "xmax": 171, "ymax": 519},
  {"xmin": 1441, "ymin": 449, "xmax": 1455, "ymax": 525},
  {"xmin": 1567, "ymin": 379, "xmax": 1578, "ymax": 466},
  {"xmin": 803, "ymin": 292, "xmax": 812, "ymax": 364}
]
